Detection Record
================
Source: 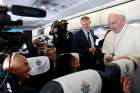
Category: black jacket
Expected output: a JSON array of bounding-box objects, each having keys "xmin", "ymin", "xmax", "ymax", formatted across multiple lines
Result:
[{"xmin": 71, "ymin": 29, "xmax": 97, "ymax": 69}]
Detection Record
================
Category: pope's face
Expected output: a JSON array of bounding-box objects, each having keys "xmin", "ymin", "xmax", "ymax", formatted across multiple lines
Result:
[{"xmin": 108, "ymin": 14, "xmax": 125, "ymax": 33}]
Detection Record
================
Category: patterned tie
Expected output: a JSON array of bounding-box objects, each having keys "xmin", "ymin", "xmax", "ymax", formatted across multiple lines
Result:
[{"xmin": 87, "ymin": 32, "xmax": 91, "ymax": 47}]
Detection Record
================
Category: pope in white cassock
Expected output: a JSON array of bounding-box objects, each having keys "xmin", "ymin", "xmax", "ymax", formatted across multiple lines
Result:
[
  {"xmin": 102, "ymin": 13, "xmax": 140, "ymax": 93},
  {"xmin": 102, "ymin": 13, "xmax": 140, "ymax": 66}
]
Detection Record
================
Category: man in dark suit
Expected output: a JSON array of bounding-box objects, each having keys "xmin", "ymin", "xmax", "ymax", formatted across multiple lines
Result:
[{"xmin": 71, "ymin": 16, "xmax": 97, "ymax": 69}]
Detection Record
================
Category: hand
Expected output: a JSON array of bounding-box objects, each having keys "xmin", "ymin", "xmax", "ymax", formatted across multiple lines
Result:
[
  {"xmin": 104, "ymin": 55, "xmax": 113, "ymax": 63},
  {"xmin": 89, "ymin": 48, "xmax": 96, "ymax": 54}
]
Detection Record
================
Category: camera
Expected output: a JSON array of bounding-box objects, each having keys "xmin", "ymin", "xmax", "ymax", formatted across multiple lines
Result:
[
  {"xmin": 49, "ymin": 20, "xmax": 73, "ymax": 54},
  {"xmin": 0, "ymin": 6, "xmax": 24, "ymax": 31},
  {"xmin": 0, "ymin": 5, "xmax": 46, "ymax": 53}
]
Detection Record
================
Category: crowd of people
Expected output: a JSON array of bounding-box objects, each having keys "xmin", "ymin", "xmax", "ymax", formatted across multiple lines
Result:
[{"xmin": 0, "ymin": 12, "xmax": 140, "ymax": 93}]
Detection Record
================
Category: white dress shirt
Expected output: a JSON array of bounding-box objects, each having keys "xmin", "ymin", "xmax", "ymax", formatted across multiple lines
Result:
[{"xmin": 82, "ymin": 28, "xmax": 94, "ymax": 48}]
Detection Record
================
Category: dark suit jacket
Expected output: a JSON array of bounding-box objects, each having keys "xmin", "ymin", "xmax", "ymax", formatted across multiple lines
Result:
[
  {"xmin": 72, "ymin": 29, "xmax": 97, "ymax": 54},
  {"xmin": 71, "ymin": 29, "xmax": 97, "ymax": 69}
]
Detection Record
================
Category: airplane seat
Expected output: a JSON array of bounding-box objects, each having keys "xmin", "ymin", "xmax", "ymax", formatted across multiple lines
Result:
[
  {"xmin": 40, "ymin": 69, "xmax": 102, "ymax": 93},
  {"xmin": 39, "ymin": 81, "xmax": 64, "ymax": 93},
  {"xmin": 101, "ymin": 62, "xmax": 122, "ymax": 93},
  {"xmin": 102, "ymin": 59, "xmax": 136, "ymax": 93},
  {"xmin": 27, "ymin": 56, "xmax": 51, "ymax": 76},
  {"xmin": 110, "ymin": 59, "xmax": 135, "ymax": 82},
  {"xmin": 22, "ymin": 56, "xmax": 55, "ymax": 91}
]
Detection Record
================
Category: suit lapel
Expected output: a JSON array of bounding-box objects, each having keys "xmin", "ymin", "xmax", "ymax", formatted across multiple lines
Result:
[
  {"xmin": 90, "ymin": 30, "xmax": 94, "ymax": 39},
  {"xmin": 80, "ymin": 29, "xmax": 90, "ymax": 46},
  {"xmin": 90, "ymin": 30, "xmax": 96, "ymax": 46}
]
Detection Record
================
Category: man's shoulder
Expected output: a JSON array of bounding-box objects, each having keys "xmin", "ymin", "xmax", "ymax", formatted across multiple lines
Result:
[{"xmin": 75, "ymin": 29, "xmax": 83, "ymax": 34}]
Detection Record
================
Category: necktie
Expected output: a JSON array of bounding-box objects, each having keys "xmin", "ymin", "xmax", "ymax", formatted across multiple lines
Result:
[{"xmin": 87, "ymin": 32, "xmax": 91, "ymax": 47}]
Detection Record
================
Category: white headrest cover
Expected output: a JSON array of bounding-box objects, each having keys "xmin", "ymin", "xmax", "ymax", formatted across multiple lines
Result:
[
  {"xmin": 27, "ymin": 56, "xmax": 50, "ymax": 76},
  {"xmin": 111, "ymin": 59, "xmax": 135, "ymax": 82},
  {"xmin": 54, "ymin": 69, "xmax": 102, "ymax": 93}
]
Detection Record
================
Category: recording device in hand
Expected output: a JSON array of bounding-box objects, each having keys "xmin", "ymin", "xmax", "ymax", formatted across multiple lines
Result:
[
  {"xmin": 49, "ymin": 20, "xmax": 73, "ymax": 54},
  {"xmin": 0, "ymin": 5, "xmax": 46, "ymax": 53},
  {"xmin": 0, "ymin": 5, "xmax": 46, "ymax": 93},
  {"xmin": 0, "ymin": 5, "xmax": 46, "ymax": 31}
]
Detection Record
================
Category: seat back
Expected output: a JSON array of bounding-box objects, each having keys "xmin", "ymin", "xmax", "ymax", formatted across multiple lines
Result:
[
  {"xmin": 23, "ymin": 56, "xmax": 54, "ymax": 91},
  {"xmin": 102, "ymin": 63, "xmax": 122, "ymax": 93},
  {"xmin": 40, "ymin": 81, "xmax": 64, "ymax": 93},
  {"xmin": 111, "ymin": 59, "xmax": 135, "ymax": 82},
  {"xmin": 40, "ymin": 69, "xmax": 102, "ymax": 93},
  {"xmin": 27, "ymin": 56, "xmax": 50, "ymax": 76},
  {"xmin": 102, "ymin": 59, "xmax": 135, "ymax": 93}
]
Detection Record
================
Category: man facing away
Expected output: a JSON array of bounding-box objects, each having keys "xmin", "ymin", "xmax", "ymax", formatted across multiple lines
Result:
[{"xmin": 123, "ymin": 63, "xmax": 140, "ymax": 93}]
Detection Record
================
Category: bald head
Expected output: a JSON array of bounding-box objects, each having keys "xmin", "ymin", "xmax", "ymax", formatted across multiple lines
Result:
[
  {"xmin": 108, "ymin": 13, "xmax": 126, "ymax": 33},
  {"xmin": 3, "ymin": 53, "xmax": 31, "ymax": 80}
]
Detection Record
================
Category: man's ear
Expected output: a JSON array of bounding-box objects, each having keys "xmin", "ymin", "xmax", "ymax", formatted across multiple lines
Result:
[{"xmin": 123, "ymin": 77, "xmax": 130, "ymax": 93}]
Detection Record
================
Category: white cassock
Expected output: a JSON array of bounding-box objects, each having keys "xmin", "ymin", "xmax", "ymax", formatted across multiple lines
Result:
[{"xmin": 102, "ymin": 23, "xmax": 140, "ymax": 65}]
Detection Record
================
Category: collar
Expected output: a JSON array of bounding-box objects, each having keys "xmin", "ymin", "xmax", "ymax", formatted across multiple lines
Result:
[
  {"xmin": 82, "ymin": 28, "xmax": 90, "ymax": 32},
  {"xmin": 82, "ymin": 28, "xmax": 90, "ymax": 37}
]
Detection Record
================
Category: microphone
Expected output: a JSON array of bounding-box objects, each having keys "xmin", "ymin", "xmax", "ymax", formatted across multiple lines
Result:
[{"xmin": 11, "ymin": 5, "xmax": 46, "ymax": 18}]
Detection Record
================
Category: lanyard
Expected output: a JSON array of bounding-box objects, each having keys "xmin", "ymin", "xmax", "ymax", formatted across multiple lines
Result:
[{"xmin": 112, "ymin": 25, "xmax": 128, "ymax": 57}]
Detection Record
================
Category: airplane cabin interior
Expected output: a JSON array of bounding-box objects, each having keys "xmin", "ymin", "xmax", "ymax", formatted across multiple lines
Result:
[{"xmin": 0, "ymin": 0, "xmax": 140, "ymax": 93}]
